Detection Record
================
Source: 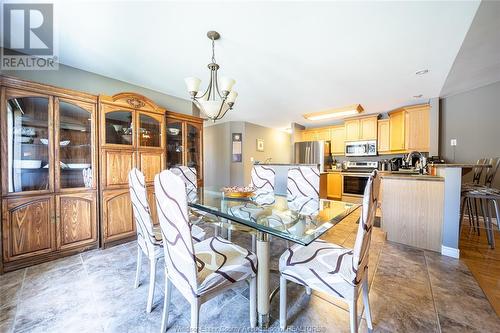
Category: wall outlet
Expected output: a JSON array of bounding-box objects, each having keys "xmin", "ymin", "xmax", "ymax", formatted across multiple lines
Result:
[{"xmin": 450, "ymin": 139, "xmax": 457, "ymax": 146}]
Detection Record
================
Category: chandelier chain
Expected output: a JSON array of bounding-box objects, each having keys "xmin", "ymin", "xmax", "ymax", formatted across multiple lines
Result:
[{"xmin": 211, "ymin": 38, "xmax": 216, "ymax": 64}]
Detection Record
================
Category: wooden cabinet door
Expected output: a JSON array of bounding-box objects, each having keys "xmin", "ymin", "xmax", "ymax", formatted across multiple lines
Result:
[
  {"xmin": 302, "ymin": 130, "xmax": 316, "ymax": 141},
  {"xmin": 147, "ymin": 186, "xmax": 158, "ymax": 225},
  {"xmin": 137, "ymin": 151, "xmax": 164, "ymax": 184},
  {"xmin": 360, "ymin": 117, "xmax": 378, "ymax": 140},
  {"xmin": 137, "ymin": 111, "xmax": 165, "ymax": 149},
  {"xmin": 389, "ymin": 111, "xmax": 405, "ymax": 151},
  {"xmin": 327, "ymin": 173, "xmax": 342, "ymax": 199},
  {"xmin": 102, "ymin": 149, "xmax": 135, "ymax": 189},
  {"xmin": 102, "ymin": 188, "xmax": 135, "ymax": 243},
  {"xmin": 316, "ymin": 128, "xmax": 331, "ymax": 141},
  {"xmin": 56, "ymin": 192, "xmax": 97, "ymax": 250},
  {"xmin": 330, "ymin": 126, "xmax": 345, "ymax": 155},
  {"xmin": 344, "ymin": 119, "xmax": 360, "ymax": 141},
  {"xmin": 2, "ymin": 195, "xmax": 55, "ymax": 262},
  {"xmin": 377, "ymin": 119, "xmax": 390, "ymax": 153},
  {"xmin": 405, "ymin": 107, "xmax": 430, "ymax": 152}
]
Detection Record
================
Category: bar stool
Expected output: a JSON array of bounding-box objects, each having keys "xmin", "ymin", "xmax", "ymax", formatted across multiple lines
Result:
[{"xmin": 460, "ymin": 159, "xmax": 487, "ymax": 235}]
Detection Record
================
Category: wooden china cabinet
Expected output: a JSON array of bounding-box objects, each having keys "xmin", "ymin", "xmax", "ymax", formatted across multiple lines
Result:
[
  {"xmin": 166, "ymin": 112, "xmax": 204, "ymax": 186},
  {"xmin": 0, "ymin": 76, "xmax": 98, "ymax": 273},
  {"xmin": 99, "ymin": 93, "xmax": 166, "ymax": 247}
]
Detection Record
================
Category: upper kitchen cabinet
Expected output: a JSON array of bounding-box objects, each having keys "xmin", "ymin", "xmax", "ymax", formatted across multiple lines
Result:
[
  {"xmin": 344, "ymin": 115, "xmax": 378, "ymax": 141},
  {"xmin": 377, "ymin": 119, "xmax": 390, "ymax": 153},
  {"xmin": 99, "ymin": 92, "xmax": 166, "ymax": 247},
  {"xmin": 330, "ymin": 125, "xmax": 345, "ymax": 155},
  {"xmin": 300, "ymin": 127, "xmax": 330, "ymax": 142},
  {"xmin": 389, "ymin": 104, "xmax": 430, "ymax": 153},
  {"xmin": 166, "ymin": 112, "xmax": 204, "ymax": 186}
]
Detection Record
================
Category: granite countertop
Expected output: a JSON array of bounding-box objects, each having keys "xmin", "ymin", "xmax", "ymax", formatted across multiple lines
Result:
[
  {"xmin": 433, "ymin": 163, "xmax": 492, "ymax": 168},
  {"xmin": 380, "ymin": 172, "xmax": 444, "ymax": 181}
]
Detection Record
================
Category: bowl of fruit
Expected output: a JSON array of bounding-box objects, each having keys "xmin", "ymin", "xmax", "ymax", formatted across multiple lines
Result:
[{"xmin": 221, "ymin": 186, "xmax": 256, "ymax": 198}]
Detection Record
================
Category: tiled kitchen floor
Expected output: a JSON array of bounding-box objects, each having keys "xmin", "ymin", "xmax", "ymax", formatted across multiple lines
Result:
[{"xmin": 1, "ymin": 210, "xmax": 499, "ymax": 333}]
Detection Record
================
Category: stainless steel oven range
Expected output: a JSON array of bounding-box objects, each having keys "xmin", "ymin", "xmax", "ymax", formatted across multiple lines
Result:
[{"xmin": 342, "ymin": 161, "xmax": 378, "ymax": 197}]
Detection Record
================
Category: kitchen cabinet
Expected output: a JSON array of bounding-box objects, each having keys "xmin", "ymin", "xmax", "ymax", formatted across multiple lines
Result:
[
  {"xmin": 389, "ymin": 104, "xmax": 429, "ymax": 153},
  {"xmin": 327, "ymin": 173, "xmax": 342, "ymax": 199},
  {"xmin": 344, "ymin": 116, "xmax": 378, "ymax": 141},
  {"xmin": 99, "ymin": 92, "xmax": 166, "ymax": 247},
  {"xmin": 330, "ymin": 125, "xmax": 345, "ymax": 155},
  {"xmin": 344, "ymin": 119, "xmax": 360, "ymax": 141},
  {"xmin": 405, "ymin": 105, "xmax": 430, "ymax": 151},
  {"xmin": 360, "ymin": 117, "xmax": 378, "ymax": 140},
  {"xmin": 1, "ymin": 76, "xmax": 98, "ymax": 272},
  {"xmin": 377, "ymin": 119, "xmax": 390, "ymax": 153},
  {"xmin": 166, "ymin": 112, "xmax": 204, "ymax": 187},
  {"xmin": 300, "ymin": 128, "xmax": 330, "ymax": 142}
]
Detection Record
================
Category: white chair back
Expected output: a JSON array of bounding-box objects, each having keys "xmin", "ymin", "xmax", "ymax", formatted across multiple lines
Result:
[
  {"xmin": 352, "ymin": 170, "xmax": 380, "ymax": 283},
  {"xmin": 170, "ymin": 166, "xmax": 197, "ymax": 192},
  {"xmin": 250, "ymin": 165, "xmax": 276, "ymax": 192},
  {"xmin": 155, "ymin": 170, "xmax": 199, "ymax": 298},
  {"xmin": 128, "ymin": 168, "xmax": 157, "ymax": 256},
  {"xmin": 287, "ymin": 166, "xmax": 320, "ymax": 199}
]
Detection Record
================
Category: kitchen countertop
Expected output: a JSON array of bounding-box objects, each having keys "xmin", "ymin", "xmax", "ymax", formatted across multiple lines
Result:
[
  {"xmin": 433, "ymin": 163, "xmax": 491, "ymax": 168},
  {"xmin": 380, "ymin": 172, "xmax": 444, "ymax": 181}
]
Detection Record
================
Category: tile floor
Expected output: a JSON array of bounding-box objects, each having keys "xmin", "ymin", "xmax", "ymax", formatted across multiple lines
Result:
[{"xmin": 1, "ymin": 210, "xmax": 499, "ymax": 333}]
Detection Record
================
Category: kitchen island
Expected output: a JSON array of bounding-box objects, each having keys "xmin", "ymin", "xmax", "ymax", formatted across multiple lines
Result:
[{"xmin": 380, "ymin": 173, "xmax": 445, "ymax": 253}]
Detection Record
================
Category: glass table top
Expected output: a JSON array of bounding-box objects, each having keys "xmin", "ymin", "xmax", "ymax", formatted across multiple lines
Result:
[{"xmin": 188, "ymin": 186, "xmax": 360, "ymax": 246}]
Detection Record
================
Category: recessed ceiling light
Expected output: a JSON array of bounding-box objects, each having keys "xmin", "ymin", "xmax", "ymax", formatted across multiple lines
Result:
[
  {"xmin": 413, "ymin": 94, "xmax": 423, "ymax": 98},
  {"xmin": 415, "ymin": 69, "xmax": 429, "ymax": 75},
  {"xmin": 304, "ymin": 104, "xmax": 364, "ymax": 121}
]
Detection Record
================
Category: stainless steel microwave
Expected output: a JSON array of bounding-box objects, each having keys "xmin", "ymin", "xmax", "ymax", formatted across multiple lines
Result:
[{"xmin": 345, "ymin": 140, "xmax": 377, "ymax": 157}]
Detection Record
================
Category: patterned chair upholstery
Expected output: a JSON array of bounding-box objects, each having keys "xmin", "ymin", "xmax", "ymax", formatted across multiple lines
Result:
[
  {"xmin": 154, "ymin": 170, "xmax": 258, "ymax": 332},
  {"xmin": 250, "ymin": 165, "xmax": 276, "ymax": 192},
  {"xmin": 128, "ymin": 168, "xmax": 204, "ymax": 313},
  {"xmin": 170, "ymin": 165, "xmax": 218, "ymax": 224},
  {"xmin": 279, "ymin": 170, "xmax": 380, "ymax": 333},
  {"xmin": 287, "ymin": 165, "xmax": 320, "ymax": 200}
]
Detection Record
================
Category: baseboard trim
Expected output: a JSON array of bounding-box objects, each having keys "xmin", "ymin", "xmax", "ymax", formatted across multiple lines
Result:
[{"xmin": 441, "ymin": 245, "xmax": 460, "ymax": 258}]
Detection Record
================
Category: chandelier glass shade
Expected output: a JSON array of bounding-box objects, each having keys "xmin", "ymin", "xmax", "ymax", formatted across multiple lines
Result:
[{"xmin": 184, "ymin": 31, "xmax": 237, "ymax": 121}]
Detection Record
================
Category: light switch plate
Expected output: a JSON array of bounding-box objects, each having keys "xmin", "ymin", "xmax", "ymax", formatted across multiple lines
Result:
[{"xmin": 450, "ymin": 139, "xmax": 457, "ymax": 146}]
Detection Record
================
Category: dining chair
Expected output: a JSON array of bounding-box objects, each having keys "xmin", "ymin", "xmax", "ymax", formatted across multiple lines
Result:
[
  {"xmin": 154, "ymin": 170, "xmax": 258, "ymax": 332},
  {"xmin": 128, "ymin": 168, "xmax": 205, "ymax": 313},
  {"xmin": 170, "ymin": 165, "xmax": 219, "ymax": 225},
  {"xmin": 287, "ymin": 165, "xmax": 320, "ymax": 200},
  {"xmin": 250, "ymin": 165, "xmax": 276, "ymax": 192},
  {"xmin": 460, "ymin": 159, "xmax": 487, "ymax": 235},
  {"xmin": 279, "ymin": 170, "xmax": 380, "ymax": 333}
]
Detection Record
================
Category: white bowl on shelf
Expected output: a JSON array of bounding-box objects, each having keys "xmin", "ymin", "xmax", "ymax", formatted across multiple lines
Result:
[
  {"xmin": 40, "ymin": 138, "xmax": 49, "ymax": 145},
  {"xmin": 167, "ymin": 128, "xmax": 180, "ymax": 136},
  {"xmin": 14, "ymin": 160, "xmax": 42, "ymax": 169},
  {"xmin": 67, "ymin": 163, "xmax": 91, "ymax": 169},
  {"xmin": 60, "ymin": 140, "xmax": 70, "ymax": 146}
]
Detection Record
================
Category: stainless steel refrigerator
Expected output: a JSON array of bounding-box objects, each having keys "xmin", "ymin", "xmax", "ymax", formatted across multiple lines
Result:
[{"xmin": 293, "ymin": 141, "xmax": 331, "ymax": 172}]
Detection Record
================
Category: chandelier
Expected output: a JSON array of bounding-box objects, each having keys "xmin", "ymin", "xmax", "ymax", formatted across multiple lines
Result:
[{"xmin": 184, "ymin": 31, "xmax": 237, "ymax": 121}]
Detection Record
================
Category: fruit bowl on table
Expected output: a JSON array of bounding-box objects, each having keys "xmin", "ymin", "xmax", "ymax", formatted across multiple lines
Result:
[{"xmin": 221, "ymin": 186, "xmax": 256, "ymax": 198}]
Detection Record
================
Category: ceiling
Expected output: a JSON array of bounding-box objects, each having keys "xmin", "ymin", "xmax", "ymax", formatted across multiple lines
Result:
[
  {"xmin": 440, "ymin": 0, "xmax": 500, "ymax": 97},
  {"xmin": 7, "ymin": 1, "xmax": 481, "ymax": 129}
]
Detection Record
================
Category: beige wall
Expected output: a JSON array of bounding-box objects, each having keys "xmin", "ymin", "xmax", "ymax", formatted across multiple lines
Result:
[{"xmin": 203, "ymin": 121, "xmax": 292, "ymax": 186}]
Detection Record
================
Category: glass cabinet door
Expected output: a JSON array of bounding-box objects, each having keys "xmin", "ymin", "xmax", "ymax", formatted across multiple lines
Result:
[
  {"xmin": 166, "ymin": 119, "xmax": 183, "ymax": 169},
  {"xmin": 56, "ymin": 100, "xmax": 93, "ymax": 189},
  {"xmin": 5, "ymin": 95, "xmax": 51, "ymax": 193},
  {"xmin": 104, "ymin": 110, "xmax": 133, "ymax": 145},
  {"xmin": 138, "ymin": 113, "xmax": 161, "ymax": 148},
  {"xmin": 186, "ymin": 122, "xmax": 202, "ymax": 179}
]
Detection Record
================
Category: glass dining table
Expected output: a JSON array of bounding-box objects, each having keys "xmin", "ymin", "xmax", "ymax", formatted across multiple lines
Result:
[{"xmin": 188, "ymin": 187, "xmax": 359, "ymax": 328}]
